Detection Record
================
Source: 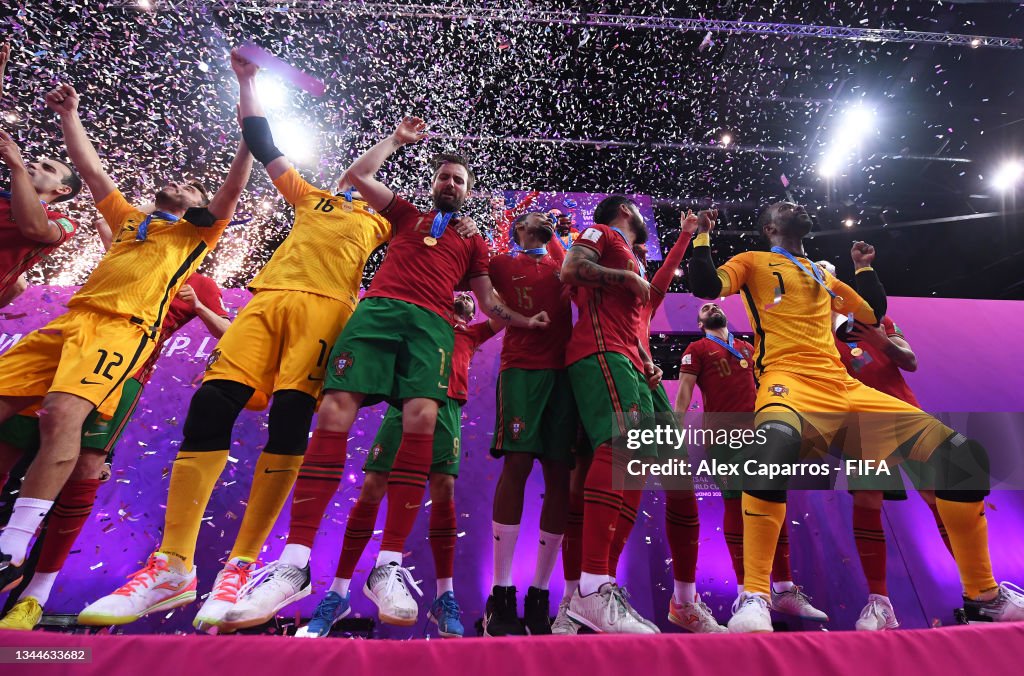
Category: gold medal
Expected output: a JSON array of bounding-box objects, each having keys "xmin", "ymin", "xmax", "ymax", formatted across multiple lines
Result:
[
  {"xmin": 850, "ymin": 347, "xmax": 863, "ymax": 357},
  {"xmin": 833, "ymin": 295, "xmax": 845, "ymax": 310},
  {"xmin": 739, "ymin": 359, "xmax": 749, "ymax": 369},
  {"xmin": 423, "ymin": 236, "xmax": 438, "ymax": 246}
]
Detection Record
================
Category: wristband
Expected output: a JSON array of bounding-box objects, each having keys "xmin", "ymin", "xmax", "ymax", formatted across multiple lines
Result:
[
  {"xmin": 854, "ymin": 266, "xmax": 874, "ymax": 274},
  {"xmin": 693, "ymin": 232, "xmax": 711, "ymax": 247}
]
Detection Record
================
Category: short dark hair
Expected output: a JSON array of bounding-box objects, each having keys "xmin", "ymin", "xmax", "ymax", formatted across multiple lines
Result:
[
  {"xmin": 510, "ymin": 211, "xmax": 552, "ymax": 245},
  {"xmin": 757, "ymin": 202, "xmax": 783, "ymax": 235},
  {"xmin": 188, "ymin": 180, "xmax": 211, "ymax": 206},
  {"xmin": 50, "ymin": 160, "xmax": 82, "ymax": 204},
  {"xmin": 592, "ymin": 195, "xmax": 636, "ymax": 226},
  {"xmin": 431, "ymin": 153, "xmax": 475, "ymax": 191}
]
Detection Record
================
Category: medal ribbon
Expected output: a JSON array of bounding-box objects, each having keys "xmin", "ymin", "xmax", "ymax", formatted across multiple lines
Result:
[
  {"xmin": 136, "ymin": 210, "xmax": 180, "ymax": 241},
  {"xmin": 769, "ymin": 246, "xmax": 836, "ymax": 300},
  {"xmin": 431, "ymin": 211, "xmax": 456, "ymax": 239},
  {"xmin": 610, "ymin": 227, "xmax": 647, "ymax": 280},
  {"xmin": 705, "ymin": 333, "xmax": 746, "ymax": 362}
]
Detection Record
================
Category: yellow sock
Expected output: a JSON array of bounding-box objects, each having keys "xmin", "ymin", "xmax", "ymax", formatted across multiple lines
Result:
[
  {"xmin": 160, "ymin": 450, "xmax": 229, "ymax": 569},
  {"xmin": 229, "ymin": 452, "xmax": 303, "ymax": 561},
  {"xmin": 741, "ymin": 494, "xmax": 787, "ymax": 596},
  {"xmin": 936, "ymin": 498, "xmax": 998, "ymax": 598}
]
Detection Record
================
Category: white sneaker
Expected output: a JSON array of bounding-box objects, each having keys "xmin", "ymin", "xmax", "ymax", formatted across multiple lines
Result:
[
  {"xmin": 615, "ymin": 584, "xmax": 660, "ymax": 633},
  {"xmin": 567, "ymin": 584, "xmax": 657, "ymax": 634},
  {"xmin": 78, "ymin": 553, "xmax": 196, "ymax": 626},
  {"xmin": 221, "ymin": 561, "xmax": 311, "ymax": 630},
  {"xmin": 964, "ymin": 582, "xmax": 1024, "ymax": 623},
  {"xmin": 771, "ymin": 585, "xmax": 829, "ymax": 622},
  {"xmin": 193, "ymin": 558, "xmax": 258, "ymax": 633},
  {"xmin": 855, "ymin": 594, "xmax": 899, "ymax": 631},
  {"xmin": 728, "ymin": 592, "xmax": 773, "ymax": 633},
  {"xmin": 363, "ymin": 562, "xmax": 423, "ymax": 626},
  {"xmin": 668, "ymin": 594, "xmax": 727, "ymax": 633},
  {"xmin": 551, "ymin": 599, "xmax": 580, "ymax": 635}
]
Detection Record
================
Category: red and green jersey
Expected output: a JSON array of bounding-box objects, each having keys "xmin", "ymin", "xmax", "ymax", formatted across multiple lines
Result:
[
  {"xmin": 680, "ymin": 336, "xmax": 757, "ymax": 413},
  {"xmin": 835, "ymin": 316, "xmax": 920, "ymax": 407},
  {"xmin": 0, "ymin": 194, "xmax": 77, "ymax": 295}
]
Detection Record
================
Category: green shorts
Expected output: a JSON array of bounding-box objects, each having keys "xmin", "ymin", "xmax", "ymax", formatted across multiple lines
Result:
[
  {"xmin": 649, "ymin": 382, "xmax": 687, "ymax": 460},
  {"xmin": 325, "ymin": 297, "xmax": 454, "ymax": 406},
  {"xmin": 0, "ymin": 377, "xmax": 144, "ymax": 458},
  {"xmin": 491, "ymin": 368, "xmax": 577, "ymax": 466},
  {"xmin": 568, "ymin": 352, "xmax": 655, "ymax": 458},
  {"xmin": 363, "ymin": 397, "xmax": 462, "ymax": 476}
]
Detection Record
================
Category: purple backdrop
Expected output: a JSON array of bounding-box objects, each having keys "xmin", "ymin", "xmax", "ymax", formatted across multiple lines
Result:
[{"xmin": 1, "ymin": 286, "xmax": 1023, "ymax": 635}]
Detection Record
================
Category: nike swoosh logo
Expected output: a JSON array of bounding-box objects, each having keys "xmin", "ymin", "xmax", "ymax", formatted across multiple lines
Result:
[
  {"xmin": 512, "ymin": 275, "xmax": 527, "ymax": 281},
  {"xmin": 82, "ymin": 431, "xmax": 106, "ymax": 437},
  {"xmin": 264, "ymin": 468, "xmax": 294, "ymax": 474},
  {"xmin": 58, "ymin": 528, "xmax": 81, "ymax": 534},
  {"xmin": 768, "ymin": 263, "xmax": 786, "ymax": 267},
  {"xmin": 405, "ymin": 502, "xmax": 420, "ymax": 509},
  {"xmin": 306, "ymin": 375, "xmax": 324, "ymax": 382},
  {"xmin": 744, "ymin": 509, "xmax": 771, "ymax": 517},
  {"xmin": 80, "ymin": 378, "xmax": 102, "ymax": 385},
  {"xmin": 173, "ymin": 456, "xmax": 197, "ymax": 463},
  {"xmin": 293, "ymin": 497, "xmax": 315, "ymax": 504}
]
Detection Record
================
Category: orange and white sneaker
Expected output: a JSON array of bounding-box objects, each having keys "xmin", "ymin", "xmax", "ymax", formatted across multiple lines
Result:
[
  {"xmin": 668, "ymin": 594, "xmax": 727, "ymax": 633},
  {"xmin": 193, "ymin": 558, "xmax": 258, "ymax": 633},
  {"xmin": 78, "ymin": 553, "xmax": 196, "ymax": 626}
]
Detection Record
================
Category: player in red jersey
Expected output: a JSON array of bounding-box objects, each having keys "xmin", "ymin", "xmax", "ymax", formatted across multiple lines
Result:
[
  {"xmin": 817, "ymin": 260, "xmax": 951, "ymax": 631},
  {"xmin": 676, "ymin": 301, "xmax": 828, "ymax": 626},
  {"xmin": 490, "ymin": 190, "xmax": 539, "ymax": 254},
  {"xmin": 0, "ymin": 128, "xmax": 81, "ymax": 307},
  {"xmin": 238, "ymin": 117, "xmax": 548, "ymax": 629},
  {"xmin": 290, "ymin": 294, "xmax": 499, "ymax": 638},
  {"xmin": 483, "ymin": 212, "xmax": 575, "ymax": 636},
  {"xmin": 560, "ymin": 195, "xmax": 661, "ymax": 634},
  {"xmin": 0, "ymin": 271, "xmax": 230, "ymax": 630}
]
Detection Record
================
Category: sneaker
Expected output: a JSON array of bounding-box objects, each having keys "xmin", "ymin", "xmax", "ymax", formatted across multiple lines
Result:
[
  {"xmin": 78, "ymin": 552, "xmax": 197, "ymax": 626},
  {"xmin": 523, "ymin": 586, "xmax": 552, "ymax": 635},
  {"xmin": 193, "ymin": 557, "xmax": 258, "ymax": 633},
  {"xmin": 727, "ymin": 591, "xmax": 773, "ymax": 633},
  {"xmin": 363, "ymin": 562, "xmax": 422, "ymax": 626},
  {"xmin": 295, "ymin": 591, "xmax": 352, "ymax": 638},
  {"xmin": 615, "ymin": 584, "xmax": 660, "ymax": 633},
  {"xmin": 771, "ymin": 585, "xmax": 829, "ymax": 622},
  {"xmin": 483, "ymin": 585, "xmax": 526, "ymax": 636},
  {"xmin": 428, "ymin": 591, "xmax": 464, "ymax": 638},
  {"xmin": 0, "ymin": 597, "xmax": 43, "ymax": 630},
  {"xmin": 551, "ymin": 599, "xmax": 580, "ymax": 635},
  {"xmin": 0, "ymin": 550, "xmax": 25, "ymax": 593},
  {"xmin": 567, "ymin": 584, "xmax": 657, "ymax": 634},
  {"xmin": 963, "ymin": 582, "xmax": 1024, "ymax": 623},
  {"xmin": 221, "ymin": 561, "xmax": 311, "ymax": 630},
  {"xmin": 855, "ymin": 594, "xmax": 899, "ymax": 631},
  {"xmin": 668, "ymin": 594, "xmax": 727, "ymax": 633}
]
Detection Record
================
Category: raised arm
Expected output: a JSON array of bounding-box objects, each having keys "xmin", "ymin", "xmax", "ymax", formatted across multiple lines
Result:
[
  {"xmin": 0, "ymin": 130, "xmax": 64, "ymax": 243},
  {"xmin": 205, "ymin": 139, "xmax": 253, "ymax": 222},
  {"xmin": 561, "ymin": 243, "xmax": 650, "ymax": 304},
  {"xmin": 850, "ymin": 241, "xmax": 886, "ymax": 323},
  {"xmin": 470, "ymin": 274, "xmax": 550, "ymax": 329},
  {"xmin": 231, "ymin": 48, "xmax": 292, "ymax": 181},
  {"xmin": 686, "ymin": 209, "xmax": 723, "ymax": 299},
  {"xmin": 0, "ymin": 42, "xmax": 10, "ymax": 99},
  {"xmin": 347, "ymin": 117, "xmax": 428, "ymax": 213},
  {"xmin": 45, "ymin": 84, "xmax": 117, "ymax": 205}
]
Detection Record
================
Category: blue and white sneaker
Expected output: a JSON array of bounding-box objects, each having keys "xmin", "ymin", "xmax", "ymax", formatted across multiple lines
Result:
[
  {"xmin": 294, "ymin": 591, "xmax": 351, "ymax": 638},
  {"xmin": 428, "ymin": 591, "xmax": 464, "ymax": 638}
]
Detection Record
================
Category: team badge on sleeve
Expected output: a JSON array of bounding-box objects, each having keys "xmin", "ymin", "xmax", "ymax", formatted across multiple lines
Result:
[
  {"xmin": 510, "ymin": 417, "xmax": 526, "ymax": 441},
  {"xmin": 768, "ymin": 384, "xmax": 790, "ymax": 398},
  {"xmin": 681, "ymin": 353, "xmax": 692, "ymax": 365},
  {"xmin": 581, "ymin": 227, "xmax": 602, "ymax": 243},
  {"xmin": 334, "ymin": 352, "xmax": 354, "ymax": 377}
]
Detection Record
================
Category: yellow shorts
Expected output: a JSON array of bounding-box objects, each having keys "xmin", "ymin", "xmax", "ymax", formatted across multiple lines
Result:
[
  {"xmin": 203, "ymin": 289, "xmax": 353, "ymax": 410},
  {"xmin": 0, "ymin": 309, "xmax": 154, "ymax": 418},
  {"xmin": 755, "ymin": 370, "xmax": 953, "ymax": 463}
]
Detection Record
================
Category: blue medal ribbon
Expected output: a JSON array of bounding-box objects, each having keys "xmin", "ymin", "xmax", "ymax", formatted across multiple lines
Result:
[
  {"xmin": 705, "ymin": 333, "xmax": 746, "ymax": 362},
  {"xmin": 342, "ymin": 189, "xmax": 354, "ymax": 202},
  {"xmin": 431, "ymin": 211, "xmax": 456, "ymax": 239},
  {"xmin": 845, "ymin": 312, "xmax": 861, "ymax": 354},
  {"xmin": 769, "ymin": 246, "xmax": 836, "ymax": 300},
  {"xmin": 136, "ymin": 210, "xmax": 180, "ymax": 241},
  {"xmin": 556, "ymin": 234, "xmax": 573, "ymax": 249},
  {"xmin": 520, "ymin": 247, "xmax": 546, "ymax": 255},
  {"xmin": 610, "ymin": 227, "xmax": 647, "ymax": 280}
]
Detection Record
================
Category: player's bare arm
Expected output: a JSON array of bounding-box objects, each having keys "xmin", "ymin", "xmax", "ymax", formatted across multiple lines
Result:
[
  {"xmin": 347, "ymin": 116, "xmax": 428, "ymax": 213},
  {"xmin": 46, "ymin": 83, "xmax": 117, "ymax": 206},
  {"xmin": 0, "ymin": 41, "xmax": 9, "ymax": 98},
  {"xmin": 848, "ymin": 322, "xmax": 918, "ymax": 372},
  {"xmin": 685, "ymin": 208, "xmax": 722, "ymax": 299},
  {"xmin": 674, "ymin": 372, "xmax": 698, "ymax": 417},
  {"xmin": 562, "ymin": 244, "xmax": 650, "ymax": 303},
  {"xmin": 470, "ymin": 274, "xmax": 550, "ymax": 329},
  {"xmin": 205, "ymin": 140, "xmax": 253, "ymax": 222},
  {"xmin": 0, "ymin": 129, "xmax": 63, "ymax": 243},
  {"xmin": 232, "ymin": 48, "xmax": 292, "ymax": 181}
]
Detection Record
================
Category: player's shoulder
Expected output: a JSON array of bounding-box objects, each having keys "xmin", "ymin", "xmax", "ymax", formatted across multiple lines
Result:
[{"xmin": 729, "ymin": 250, "xmax": 767, "ymax": 264}]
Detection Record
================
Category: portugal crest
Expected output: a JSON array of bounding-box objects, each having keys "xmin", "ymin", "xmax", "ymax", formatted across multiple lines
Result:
[
  {"xmin": 334, "ymin": 352, "xmax": 354, "ymax": 377},
  {"xmin": 371, "ymin": 443, "xmax": 383, "ymax": 461},
  {"xmin": 205, "ymin": 348, "xmax": 221, "ymax": 371},
  {"xmin": 768, "ymin": 384, "xmax": 790, "ymax": 398},
  {"xmin": 628, "ymin": 403, "xmax": 641, "ymax": 425},
  {"xmin": 510, "ymin": 417, "xmax": 525, "ymax": 441}
]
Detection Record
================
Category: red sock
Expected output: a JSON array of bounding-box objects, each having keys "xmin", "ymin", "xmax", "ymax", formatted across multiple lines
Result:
[
  {"xmin": 336, "ymin": 498, "xmax": 381, "ymax": 579},
  {"xmin": 37, "ymin": 479, "xmax": 101, "ymax": 573},
  {"xmin": 563, "ymin": 508, "xmax": 584, "ymax": 581},
  {"xmin": 429, "ymin": 497, "xmax": 457, "ymax": 580},
  {"xmin": 287, "ymin": 429, "xmax": 347, "ymax": 548},
  {"xmin": 380, "ymin": 432, "xmax": 433, "ymax": 552},
  {"xmin": 581, "ymin": 444, "xmax": 623, "ymax": 576},
  {"xmin": 772, "ymin": 524, "xmax": 792, "ymax": 582},
  {"xmin": 608, "ymin": 490, "xmax": 641, "ymax": 576},
  {"xmin": 853, "ymin": 505, "xmax": 887, "ymax": 596},
  {"xmin": 666, "ymin": 490, "xmax": 700, "ymax": 583},
  {"xmin": 723, "ymin": 497, "xmax": 745, "ymax": 583},
  {"xmin": 927, "ymin": 501, "xmax": 954, "ymax": 557}
]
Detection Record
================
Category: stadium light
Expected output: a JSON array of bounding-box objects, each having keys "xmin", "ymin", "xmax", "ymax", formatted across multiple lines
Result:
[
  {"xmin": 992, "ymin": 160, "xmax": 1023, "ymax": 192},
  {"xmin": 256, "ymin": 77, "xmax": 289, "ymax": 109},
  {"xmin": 272, "ymin": 119, "xmax": 316, "ymax": 163},
  {"xmin": 818, "ymin": 104, "xmax": 876, "ymax": 177}
]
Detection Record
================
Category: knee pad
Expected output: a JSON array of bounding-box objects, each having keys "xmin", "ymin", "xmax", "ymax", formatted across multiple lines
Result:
[
  {"xmin": 264, "ymin": 390, "xmax": 317, "ymax": 456},
  {"xmin": 181, "ymin": 380, "xmax": 253, "ymax": 451},
  {"xmin": 932, "ymin": 434, "xmax": 990, "ymax": 502},
  {"xmin": 743, "ymin": 422, "xmax": 801, "ymax": 494}
]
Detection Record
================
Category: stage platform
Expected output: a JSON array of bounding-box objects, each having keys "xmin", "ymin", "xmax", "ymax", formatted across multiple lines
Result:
[{"xmin": 3, "ymin": 622, "xmax": 1023, "ymax": 676}]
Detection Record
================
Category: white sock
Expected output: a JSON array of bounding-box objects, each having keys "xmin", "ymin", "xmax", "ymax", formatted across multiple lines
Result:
[
  {"xmin": 673, "ymin": 580, "xmax": 697, "ymax": 605},
  {"xmin": 280, "ymin": 543, "xmax": 311, "ymax": 568},
  {"xmin": 376, "ymin": 550, "xmax": 402, "ymax": 567},
  {"xmin": 563, "ymin": 579, "xmax": 580, "ymax": 601},
  {"xmin": 491, "ymin": 521, "xmax": 520, "ymax": 588},
  {"xmin": 737, "ymin": 584, "xmax": 745, "ymax": 596},
  {"xmin": 609, "ymin": 576, "xmax": 617, "ymax": 584},
  {"xmin": 329, "ymin": 577, "xmax": 351, "ymax": 597},
  {"xmin": 21, "ymin": 571, "xmax": 59, "ymax": 607},
  {"xmin": 579, "ymin": 572, "xmax": 609, "ymax": 596},
  {"xmin": 0, "ymin": 497, "xmax": 53, "ymax": 564},
  {"xmin": 531, "ymin": 530, "xmax": 563, "ymax": 590},
  {"xmin": 772, "ymin": 580, "xmax": 795, "ymax": 593},
  {"xmin": 436, "ymin": 577, "xmax": 454, "ymax": 596}
]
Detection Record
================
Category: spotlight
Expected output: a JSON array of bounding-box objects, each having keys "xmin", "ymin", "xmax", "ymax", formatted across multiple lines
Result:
[
  {"xmin": 818, "ymin": 152, "xmax": 842, "ymax": 178},
  {"xmin": 992, "ymin": 160, "xmax": 1023, "ymax": 192},
  {"xmin": 720, "ymin": 133, "xmax": 732, "ymax": 147},
  {"xmin": 137, "ymin": 0, "xmax": 152, "ymax": 8},
  {"xmin": 271, "ymin": 119, "xmax": 316, "ymax": 163},
  {"xmin": 836, "ymin": 105, "xmax": 876, "ymax": 142},
  {"xmin": 971, "ymin": 38, "xmax": 981, "ymax": 48},
  {"xmin": 256, "ymin": 77, "xmax": 289, "ymax": 109},
  {"xmin": 843, "ymin": 218, "xmax": 856, "ymax": 228}
]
